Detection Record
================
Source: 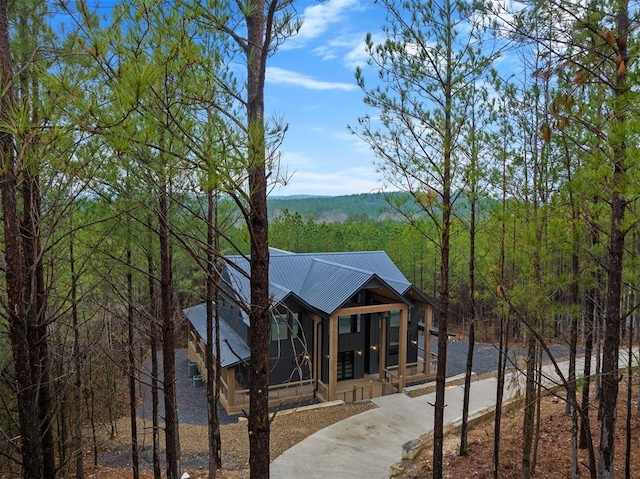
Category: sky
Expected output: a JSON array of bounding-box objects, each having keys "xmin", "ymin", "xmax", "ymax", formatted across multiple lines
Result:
[
  {"xmin": 264, "ymin": 1, "xmax": 389, "ymax": 197},
  {"xmin": 75, "ymin": 0, "xmax": 518, "ymax": 198}
]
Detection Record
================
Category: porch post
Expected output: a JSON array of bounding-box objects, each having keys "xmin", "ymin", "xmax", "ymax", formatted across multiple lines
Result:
[
  {"xmin": 227, "ymin": 367, "xmax": 236, "ymax": 408},
  {"xmin": 379, "ymin": 313, "xmax": 387, "ymax": 381},
  {"xmin": 329, "ymin": 314, "xmax": 338, "ymax": 401},
  {"xmin": 399, "ymin": 305, "xmax": 408, "ymax": 381}
]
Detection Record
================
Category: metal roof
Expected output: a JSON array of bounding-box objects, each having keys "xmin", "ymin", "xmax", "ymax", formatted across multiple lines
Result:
[
  {"xmin": 183, "ymin": 303, "xmax": 250, "ymax": 368},
  {"xmin": 303, "ymin": 251, "xmax": 411, "ymax": 288},
  {"xmin": 223, "ymin": 248, "xmax": 416, "ymax": 316},
  {"xmin": 184, "ymin": 249, "xmax": 431, "ymax": 366},
  {"xmin": 298, "ymin": 260, "xmax": 375, "ymax": 313}
]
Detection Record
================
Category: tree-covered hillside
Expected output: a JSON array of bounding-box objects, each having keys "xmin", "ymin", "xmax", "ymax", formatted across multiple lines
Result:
[{"xmin": 268, "ymin": 191, "xmax": 410, "ymax": 222}]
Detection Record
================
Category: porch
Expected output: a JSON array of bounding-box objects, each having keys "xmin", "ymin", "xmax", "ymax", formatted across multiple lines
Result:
[
  {"xmin": 317, "ymin": 354, "xmax": 438, "ymax": 404},
  {"xmin": 208, "ymin": 352, "xmax": 438, "ymax": 415}
]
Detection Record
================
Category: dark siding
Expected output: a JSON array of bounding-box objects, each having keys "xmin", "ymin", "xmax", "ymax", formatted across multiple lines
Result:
[
  {"xmin": 268, "ymin": 300, "xmax": 313, "ymax": 385},
  {"xmin": 365, "ymin": 313, "xmax": 380, "ymax": 374},
  {"xmin": 338, "ymin": 331, "xmax": 365, "ymax": 379},
  {"xmin": 407, "ymin": 306, "xmax": 419, "ymax": 362}
]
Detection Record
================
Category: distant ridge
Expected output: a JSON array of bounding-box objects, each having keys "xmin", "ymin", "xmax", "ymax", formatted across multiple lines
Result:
[
  {"xmin": 267, "ymin": 192, "xmax": 409, "ymax": 223},
  {"xmin": 269, "ymin": 194, "xmax": 331, "ymax": 200}
]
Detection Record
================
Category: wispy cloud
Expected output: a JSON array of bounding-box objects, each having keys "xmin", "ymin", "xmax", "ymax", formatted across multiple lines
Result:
[
  {"xmin": 267, "ymin": 67, "xmax": 357, "ymax": 91},
  {"xmin": 273, "ymin": 167, "xmax": 384, "ymax": 196},
  {"xmin": 341, "ymin": 32, "xmax": 387, "ymax": 69},
  {"xmin": 294, "ymin": 0, "xmax": 362, "ymax": 44}
]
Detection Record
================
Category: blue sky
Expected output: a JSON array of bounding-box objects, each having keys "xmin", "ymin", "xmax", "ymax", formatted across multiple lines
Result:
[{"xmin": 265, "ymin": 0, "xmax": 388, "ymax": 197}]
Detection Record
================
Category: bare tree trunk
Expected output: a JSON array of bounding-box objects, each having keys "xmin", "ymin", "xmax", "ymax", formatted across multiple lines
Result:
[
  {"xmin": 599, "ymin": 5, "xmax": 629, "ymax": 478},
  {"xmin": 625, "ymin": 318, "xmax": 633, "ymax": 479},
  {"xmin": 206, "ymin": 189, "xmax": 221, "ymax": 477},
  {"xmin": 0, "ymin": 3, "xmax": 44, "ymax": 476},
  {"xmin": 522, "ymin": 327, "xmax": 537, "ymax": 479},
  {"xmin": 432, "ymin": 3, "xmax": 453, "ymax": 476},
  {"xmin": 595, "ymin": 289, "xmax": 602, "ymax": 401},
  {"xmin": 567, "ymin": 184, "xmax": 580, "ymax": 479},
  {"xmin": 493, "ymin": 102, "xmax": 509, "ymax": 479},
  {"xmin": 459, "ymin": 87, "xmax": 478, "ymax": 458},
  {"xmin": 160, "ymin": 182, "xmax": 179, "ymax": 479},
  {"xmin": 85, "ymin": 328, "xmax": 98, "ymax": 467},
  {"xmin": 459, "ymin": 319, "xmax": 474, "ymax": 457},
  {"xmin": 531, "ymin": 346, "xmax": 543, "ymax": 474},
  {"xmin": 70, "ymin": 231, "xmax": 84, "ymax": 479},
  {"xmin": 580, "ymin": 287, "xmax": 597, "ymax": 478},
  {"xmin": 493, "ymin": 310, "xmax": 509, "ymax": 479},
  {"xmin": 245, "ymin": 2, "xmax": 271, "ymax": 477},
  {"xmin": 127, "ymin": 236, "xmax": 140, "ymax": 479},
  {"xmin": 580, "ymin": 220, "xmax": 598, "ymax": 451},
  {"xmin": 147, "ymin": 218, "xmax": 162, "ymax": 479}
]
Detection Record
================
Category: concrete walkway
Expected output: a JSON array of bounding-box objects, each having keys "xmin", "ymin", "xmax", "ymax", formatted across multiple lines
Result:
[{"xmin": 271, "ymin": 350, "xmax": 637, "ymax": 479}]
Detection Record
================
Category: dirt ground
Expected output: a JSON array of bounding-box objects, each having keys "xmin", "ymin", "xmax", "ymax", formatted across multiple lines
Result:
[
  {"xmin": 396, "ymin": 381, "xmax": 640, "ymax": 478},
  {"xmin": 85, "ymin": 383, "xmax": 640, "ymax": 479},
  {"xmin": 85, "ymin": 402, "xmax": 375, "ymax": 478}
]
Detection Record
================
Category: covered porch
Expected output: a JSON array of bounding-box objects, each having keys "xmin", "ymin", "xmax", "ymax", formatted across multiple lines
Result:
[
  {"xmin": 317, "ymin": 351, "xmax": 437, "ymax": 404},
  {"xmin": 313, "ymin": 301, "xmax": 434, "ymax": 403}
]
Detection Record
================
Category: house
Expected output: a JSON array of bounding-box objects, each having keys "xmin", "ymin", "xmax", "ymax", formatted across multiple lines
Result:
[{"xmin": 185, "ymin": 248, "xmax": 436, "ymax": 414}]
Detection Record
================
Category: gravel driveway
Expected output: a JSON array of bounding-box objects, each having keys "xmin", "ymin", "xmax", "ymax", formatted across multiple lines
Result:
[
  {"xmin": 138, "ymin": 348, "xmax": 236, "ymax": 426},
  {"xmin": 440, "ymin": 337, "xmax": 577, "ymax": 377}
]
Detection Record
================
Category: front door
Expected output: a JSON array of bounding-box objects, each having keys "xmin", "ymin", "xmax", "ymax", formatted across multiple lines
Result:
[{"xmin": 337, "ymin": 350, "xmax": 354, "ymax": 381}]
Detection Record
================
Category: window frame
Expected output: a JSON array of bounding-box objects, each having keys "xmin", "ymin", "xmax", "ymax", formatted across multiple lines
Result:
[
  {"xmin": 338, "ymin": 314, "xmax": 361, "ymax": 335},
  {"xmin": 270, "ymin": 310, "xmax": 300, "ymax": 342}
]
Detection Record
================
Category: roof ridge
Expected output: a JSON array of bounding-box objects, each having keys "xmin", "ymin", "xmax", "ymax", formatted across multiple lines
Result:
[{"xmin": 310, "ymin": 257, "xmax": 373, "ymax": 275}]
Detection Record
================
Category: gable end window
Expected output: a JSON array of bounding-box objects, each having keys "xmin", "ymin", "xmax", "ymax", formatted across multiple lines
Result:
[
  {"xmin": 338, "ymin": 314, "xmax": 361, "ymax": 334},
  {"xmin": 271, "ymin": 312, "xmax": 300, "ymax": 341}
]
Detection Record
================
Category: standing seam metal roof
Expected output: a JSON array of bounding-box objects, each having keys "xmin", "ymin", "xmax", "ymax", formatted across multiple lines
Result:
[
  {"xmin": 185, "ymin": 249, "xmax": 429, "ymax": 367},
  {"xmin": 183, "ymin": 303, "xmax": 250, "ymax": 368},
  {"xmin": 224, "ymin": 248, "xmax": 413, "ymax": 316}
]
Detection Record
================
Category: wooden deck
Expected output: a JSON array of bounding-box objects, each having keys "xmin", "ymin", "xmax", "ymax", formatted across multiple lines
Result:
[{"xmin": 326, "ymin": 357, "xmax": 436, "ymax": 404}]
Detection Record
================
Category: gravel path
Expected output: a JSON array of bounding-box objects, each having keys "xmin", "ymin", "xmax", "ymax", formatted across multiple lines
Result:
[
  {"xmin": 440, "ymin": 337, "xmax": 578, "ymax": 377},
  {"xmin": 138, "ymin": 349, "xmax": 236, "ymax": 426}
]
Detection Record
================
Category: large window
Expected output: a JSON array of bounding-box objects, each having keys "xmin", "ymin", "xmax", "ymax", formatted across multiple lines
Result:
[
  {"xmin": 271, "ymin": 311, "xmax": 300, "ymax": 341},
  {"xmin": 388, "ymin": 310, "xmax": 401, "ymax": 355},
  {"xmin": 338, "ymin": 314, "xmax": 361, "ymax": 334}
]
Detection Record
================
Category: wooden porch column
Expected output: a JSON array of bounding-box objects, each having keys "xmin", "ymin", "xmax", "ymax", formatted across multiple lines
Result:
[
  {"xmin": 226, "ymin": 367, "xmax": 236, "ymax": 408},
  {"xmin": 399, "ymin": 305, "xmax": 408, "ymax": 381},
  {"xmin": 329, "ymin": 314, "xmax": 338, "ymax": 401},
  {"xmin": 379, "ymin": 313, "xmax": 387, "ymax": 381}
]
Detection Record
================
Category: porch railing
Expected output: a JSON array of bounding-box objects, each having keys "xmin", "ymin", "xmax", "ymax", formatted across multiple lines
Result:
[
  {"xmin": 384, "ymin": 360, "xmax": 433, "ymax": 382},
  {"xmin": 382, "ymin": 380, "xmax": 399, "ymax": 396},
  {"xmin": 316, "ymin": 380, "xmax": 329, "ymax": 402},
  {"xmin": 231, "ymin": 378, "xmax": 315, "ymax": 410},
  {"xmin": 336, "ymin": 381, "xmax": 374, "ymax": 404}
]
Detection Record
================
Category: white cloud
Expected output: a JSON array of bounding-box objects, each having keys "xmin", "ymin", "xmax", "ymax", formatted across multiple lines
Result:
[
  {"xmin": 267, "ymin": 66, "xmax": 357, "ymax": 91},
  {"xmin": 309, "ymin": 31, "xmax": 386, "ymax": 69},
  {"xmin": 342, "ymin": 32, "xmax": 387, "ymax": 69},
  {"xmin": 331, "ymin": 130, "xmax": 372, "ymax": 155},
  {"xmin": 272, "ymin": 167, "xmax": 384, "ymax": 196},
  {"xmin": 293, "ymin": 0, "xmax": 362, "ymax": 45}
]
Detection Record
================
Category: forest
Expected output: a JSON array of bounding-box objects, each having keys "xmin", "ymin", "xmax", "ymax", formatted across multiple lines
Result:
[{"xmin": 0, "ymin": 1, "xmax": 638, "ymax": 479}]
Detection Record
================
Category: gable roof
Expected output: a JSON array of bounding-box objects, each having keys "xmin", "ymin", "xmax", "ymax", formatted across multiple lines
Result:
[
  {"xmin": 183, "ymin": 303, "xmax": 250, "ymax": 368},
  {"xmin": 184, "ymin": 249, "xmax": 434, "ymax": 368},
  {"xmin": 225, "ymin": 248, "xmax": 419, "ymax": 317}
]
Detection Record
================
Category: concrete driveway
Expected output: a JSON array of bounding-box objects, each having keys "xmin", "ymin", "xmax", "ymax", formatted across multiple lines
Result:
[{"xmin": 271, "ymin": 351, "xmax": 631, "ymax": 479}]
